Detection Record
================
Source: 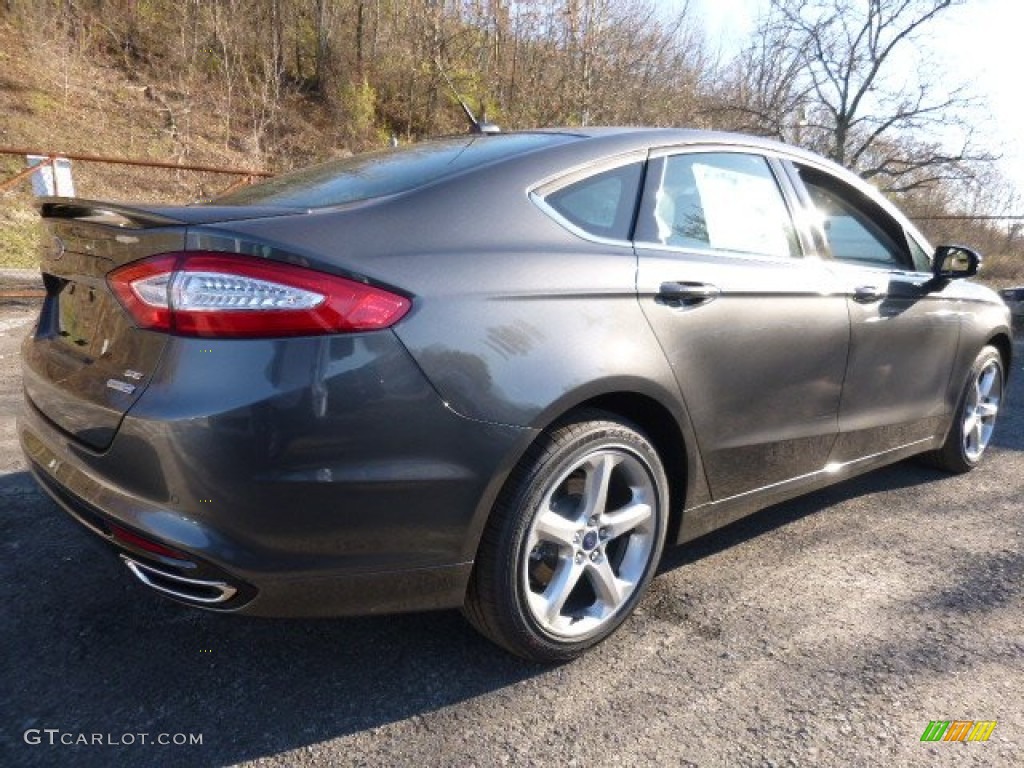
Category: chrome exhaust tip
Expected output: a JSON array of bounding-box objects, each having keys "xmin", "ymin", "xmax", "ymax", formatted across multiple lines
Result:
[{"xmin": 121, "ymin": 555, "xmax": 238, "ymax": 605}]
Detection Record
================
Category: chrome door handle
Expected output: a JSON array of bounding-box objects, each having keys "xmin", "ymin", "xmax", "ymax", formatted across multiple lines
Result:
[
  {"xmin": 853, "ymin": 285, "xmax": 886, "ymax": 303},
  {"xmin": 657, "ymin": 282, "xmax": 721, "ymax": 307}
]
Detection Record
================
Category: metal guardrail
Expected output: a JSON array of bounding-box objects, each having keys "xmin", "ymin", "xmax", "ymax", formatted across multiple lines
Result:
[
  {"xmin": 0, "ymin": 270, "xmax": 45, "ymax": 301},
  {"xmin": 1, "ymin": 148, "xmax": 273, "ymax": 301},
  {"xmin": 0, "ymin": 146, "xmax": 271, "ymax": 197}
]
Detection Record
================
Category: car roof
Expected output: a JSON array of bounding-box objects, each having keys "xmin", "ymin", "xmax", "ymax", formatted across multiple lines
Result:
[{"xmin": 528, "ymin": 126, "xmax": 836, "ymax": 167}]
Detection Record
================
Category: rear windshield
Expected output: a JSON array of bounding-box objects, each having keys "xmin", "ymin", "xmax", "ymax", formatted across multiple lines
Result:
[{"xmin": 213, "ymin": 133, "xmax": 575, "ymax": 208}]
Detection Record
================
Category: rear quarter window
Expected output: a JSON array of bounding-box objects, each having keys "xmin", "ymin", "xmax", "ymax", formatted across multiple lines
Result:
[{"xmin": 540, "ymin": 162, "xmax": 644, "ymax": 241}]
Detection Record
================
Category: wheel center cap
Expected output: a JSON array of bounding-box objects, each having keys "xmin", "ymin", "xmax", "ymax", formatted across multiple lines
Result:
[{"xmin": 582, "ymin": 530, "xmax": 599, "ymax": 551}]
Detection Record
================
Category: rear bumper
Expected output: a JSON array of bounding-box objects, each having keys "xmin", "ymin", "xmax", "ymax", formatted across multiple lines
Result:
[{"xmin": 19, "ymin": 330, "xmax": 532, "ymax": 616}]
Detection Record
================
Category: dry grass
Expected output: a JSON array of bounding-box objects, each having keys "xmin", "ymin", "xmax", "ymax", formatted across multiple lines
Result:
[
  {"xmin": 979, "ymin": 251, "xmax": 1024, "ymax": 289},
  {"xmin": 0, "ymin": 12, "xmax": 364, "ymax": 270},
  {"xmin": 0, "ymin": 205, "xmax": 41, "ymax": 269},
  {"xmin": 0, "ymin": 17, "xmax": 283, "ymax": 269}
]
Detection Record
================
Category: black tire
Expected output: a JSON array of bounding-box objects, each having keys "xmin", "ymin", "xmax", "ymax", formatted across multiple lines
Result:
[
  {"xmin": 923, "ymin": 345, "xmax": 1005, "ymax": 474},
  {"xmin": 463, "ymin": 410, "xmax": 669, "ymax": 662}
]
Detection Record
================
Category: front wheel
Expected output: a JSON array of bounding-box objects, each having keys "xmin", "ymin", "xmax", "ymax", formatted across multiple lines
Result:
[
  {"xmin": 925, "ymin": 345, "xmax": 1005, "ymax": 473},
  {"xmin": 464, "ymin": 411, "xmax": 669, "ymax": 662}
]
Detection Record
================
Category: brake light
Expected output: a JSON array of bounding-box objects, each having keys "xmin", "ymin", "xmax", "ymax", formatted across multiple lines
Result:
[{"xmin": 108, "ymin": 252, "xmax": 410, "ymax": 337}]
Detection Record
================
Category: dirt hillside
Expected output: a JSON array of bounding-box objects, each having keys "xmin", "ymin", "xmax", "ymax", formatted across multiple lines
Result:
[{"xmin": 0, "ymin": 17, "xmax": 338, "ymax": 267}]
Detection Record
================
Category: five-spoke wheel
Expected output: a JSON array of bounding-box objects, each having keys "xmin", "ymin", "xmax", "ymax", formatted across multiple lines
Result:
[
  {"xmin": 522, "ymin": 449, "xmax": 658, "ymax": 639},
  {"xmin": 464, "ymin": 412, "xmax": 668, "ymax": 662},
  {"xmin": 925, "ymin": 345, "xmax": 1005, "ymax": 473},
  {"xmin": 961, "ymin": 356, "xmax": 1003, "ymax": 462}
]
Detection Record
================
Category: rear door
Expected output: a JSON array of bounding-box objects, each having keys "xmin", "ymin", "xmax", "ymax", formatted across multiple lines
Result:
[{"xmin": 634, "ymin": 149, "xmax": 849, "ymax": 500}]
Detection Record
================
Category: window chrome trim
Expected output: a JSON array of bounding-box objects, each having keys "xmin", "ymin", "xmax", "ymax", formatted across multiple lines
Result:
[
  {"xmin": 632, "ymin": 238, "xmax": 825, "ymax": 266},
  {"xmin": 646, "ymin": 142, "xmax": 797, "ymax": 162},
  {"xmin": 530, "ymin": 150, "xmax": 648, "ymax": 196}
]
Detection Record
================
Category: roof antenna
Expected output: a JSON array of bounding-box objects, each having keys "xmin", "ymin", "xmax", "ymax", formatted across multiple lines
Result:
[{"xmin": 434, "ymin": 59, "xmax": 500, "ymax": 135}]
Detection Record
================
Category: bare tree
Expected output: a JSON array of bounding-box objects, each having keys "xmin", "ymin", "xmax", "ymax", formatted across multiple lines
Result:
[
  {"xmin": 707, "ymin": 2, "xmax": 812, "ymax": 142},
  {"xmin": 721, "ymin": 0, "xmax": 994, "ymax": 192}
]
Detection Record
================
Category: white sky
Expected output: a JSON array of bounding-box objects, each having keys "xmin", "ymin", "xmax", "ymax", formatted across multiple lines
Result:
[{"xmin": 683, "ymin": 0, "xmax": 1024, "ymax": 200}]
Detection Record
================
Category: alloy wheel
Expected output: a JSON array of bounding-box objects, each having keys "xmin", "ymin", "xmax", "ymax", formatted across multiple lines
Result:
[
  {"xmin": 521, "ymin": 447, "xmax": 657, "ymax": 639},
  {"xmin": 962, "ymin": 359, "xmax": 1003, "ymax": 462}
]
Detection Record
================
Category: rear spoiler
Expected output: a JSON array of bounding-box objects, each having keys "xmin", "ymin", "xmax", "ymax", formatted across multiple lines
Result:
[{"xmin": 37, "ymin": 197, "xmax": 301, "ymax": 228}]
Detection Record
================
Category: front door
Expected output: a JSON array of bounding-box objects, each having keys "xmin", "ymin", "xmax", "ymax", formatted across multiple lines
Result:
[{"xmin": 788, "ymin": 162, "xmax": 961, "ymax": 462}]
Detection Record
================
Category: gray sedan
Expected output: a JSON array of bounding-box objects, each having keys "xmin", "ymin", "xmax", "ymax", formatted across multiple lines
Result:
[{"xmin": 19, "ymin": 128, "xmax": 1012, "ymax": 661}]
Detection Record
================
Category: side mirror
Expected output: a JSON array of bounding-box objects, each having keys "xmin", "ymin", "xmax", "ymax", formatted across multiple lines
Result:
[{"xmin": 933, "ymin": 245, "xmax": 981, "ymax": 279}]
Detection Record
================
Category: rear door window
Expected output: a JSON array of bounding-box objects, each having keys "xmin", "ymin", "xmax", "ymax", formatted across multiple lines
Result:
[{"xmin": 635, "ymin": 152, "xmax": 800, "ymax": 259}]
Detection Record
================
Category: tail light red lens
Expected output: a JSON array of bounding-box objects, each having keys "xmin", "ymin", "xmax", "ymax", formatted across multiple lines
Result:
[
  {"xmin": 108, "ymin": 523, "xmax": 190, "ymax": 561},
  {"xmin": 108, "ymin": 252, "xmax": 410, "ymax": 337}
]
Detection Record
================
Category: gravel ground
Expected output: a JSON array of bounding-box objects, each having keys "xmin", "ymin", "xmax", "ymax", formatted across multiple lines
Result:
[{"xmin": 0, "ymin": 301, "xmax": 1021, "ymax": 768}]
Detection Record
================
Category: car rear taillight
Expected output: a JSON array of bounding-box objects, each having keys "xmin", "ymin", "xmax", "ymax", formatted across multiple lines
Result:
[{"xmin": 108, "ymin": 252, "xmax": 410, "ymax": 338}]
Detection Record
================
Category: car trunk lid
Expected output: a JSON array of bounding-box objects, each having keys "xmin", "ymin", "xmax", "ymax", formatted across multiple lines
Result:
[{"xmin": 21, "ymin": 199, "xmax": 298, "ymax": 451}]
